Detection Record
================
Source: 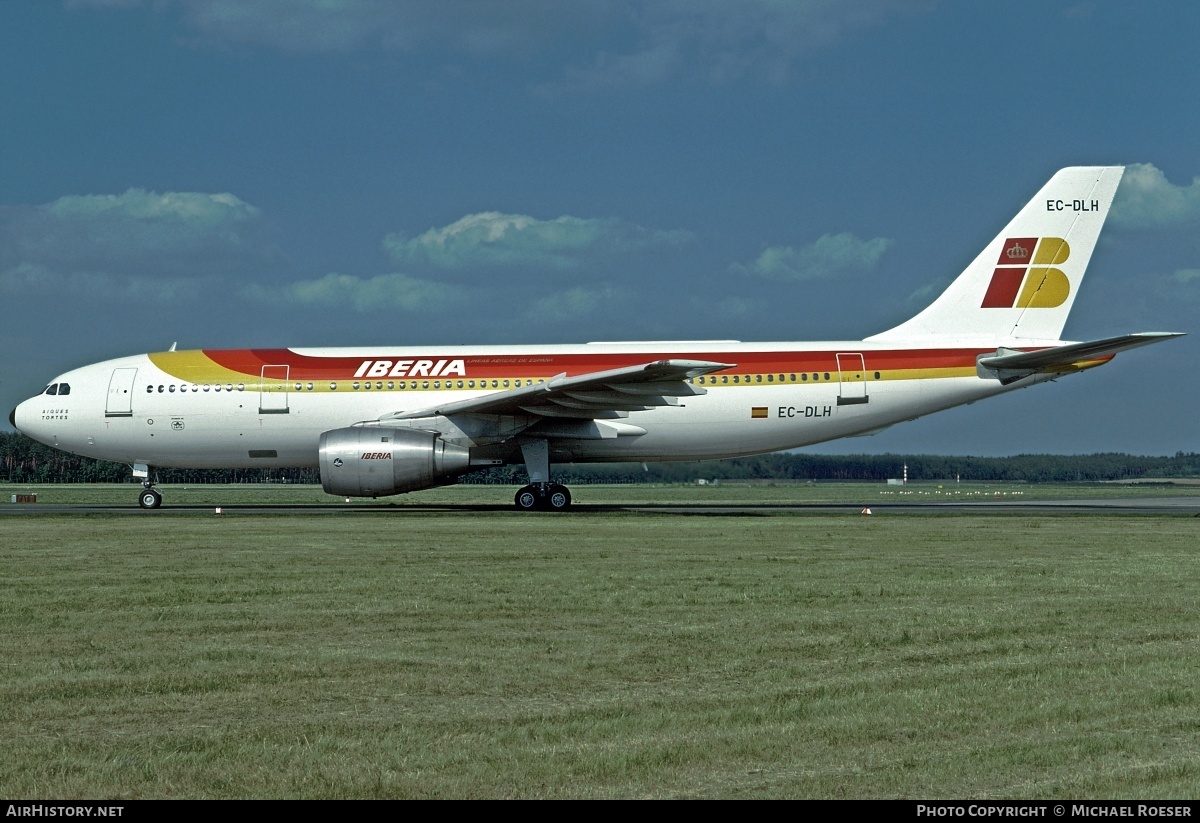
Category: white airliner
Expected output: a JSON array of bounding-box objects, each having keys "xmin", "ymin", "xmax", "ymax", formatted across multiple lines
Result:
[{"xmin": 10, "ymin": 167, "xmax": 1184, "ymax": 510}]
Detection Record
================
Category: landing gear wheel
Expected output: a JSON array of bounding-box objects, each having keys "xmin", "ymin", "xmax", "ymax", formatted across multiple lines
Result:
[
  {"xmin": 514, "ymin": 485, "xmax": 541, "ymax": 511},
  {"xmin": 513, "ymin": 483, "xmax": 573, "ymax": 512},
  {"xmin": 546, "ymin": 484, "xmax": 572, "ymax": 511},
  {"xmin": 138, "ymin": 488, "xmax": 163, "ymax": 509}
]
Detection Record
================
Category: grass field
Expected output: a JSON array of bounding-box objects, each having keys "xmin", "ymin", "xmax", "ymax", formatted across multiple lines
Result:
[
  {"xmin": 5, "ymin": 478, "xmax": 1200, "ymax": 507},
  {"xmin": 1, "ymin": 484, "xmax": 1198, "ymax": 798}
]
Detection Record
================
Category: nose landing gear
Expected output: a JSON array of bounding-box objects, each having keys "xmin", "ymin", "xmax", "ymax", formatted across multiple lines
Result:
[
  {"xmin": 138, "ymin": 485, "xmax": 163, "ymax": 509},
  {"xmin": 133, "ymin": 463, "xmax": 162, "ymax": 509}
]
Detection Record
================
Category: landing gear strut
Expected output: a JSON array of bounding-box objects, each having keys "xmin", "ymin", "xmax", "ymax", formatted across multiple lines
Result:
[
  {"xmin": 134, "ymin": 463, "xmax": 162, "ymax": 509},
  {"xmin": 514, "ymin": 483, "xmax": 572, "ymax": 512}
]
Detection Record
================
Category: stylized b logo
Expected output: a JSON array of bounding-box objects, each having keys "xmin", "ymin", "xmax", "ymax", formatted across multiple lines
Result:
[{"xmin": 981, "ymin": 237, "xmax": 1071, "ymax": 308}]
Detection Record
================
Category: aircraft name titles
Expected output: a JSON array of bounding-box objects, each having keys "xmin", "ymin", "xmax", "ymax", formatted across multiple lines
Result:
[
  {"xmin": 361, "ymin": 452, "xmax": 392, "ymax": 460},
  {"xmin": 353, "ymin": 359, "xmax": 467, "ymax": 379}
]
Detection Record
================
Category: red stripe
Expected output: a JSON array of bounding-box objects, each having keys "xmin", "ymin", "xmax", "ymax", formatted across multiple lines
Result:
[{"xmin": 196, "ymin": 347, "xmax": 1022, "ymax": 380}]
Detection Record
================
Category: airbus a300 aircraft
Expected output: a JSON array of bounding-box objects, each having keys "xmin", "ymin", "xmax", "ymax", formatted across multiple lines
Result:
[{"xmin": 9, "ymin": 167, "xmax": 1184, "ymax": 510}]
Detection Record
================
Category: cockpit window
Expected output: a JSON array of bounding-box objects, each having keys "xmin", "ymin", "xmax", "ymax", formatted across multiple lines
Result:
[
  {"xmin": 58, "ymin": 383, "xmax": 70, "ymax": 395},
  {"xmin": 45, "ymin": 384, "xmax": 58, "ymax": 395}
]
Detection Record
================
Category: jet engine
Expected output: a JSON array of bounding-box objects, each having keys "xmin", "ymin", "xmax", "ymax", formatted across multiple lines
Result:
[{"xmin": 319, "ymin": 426, "xmax": 471, "ymax": 497}]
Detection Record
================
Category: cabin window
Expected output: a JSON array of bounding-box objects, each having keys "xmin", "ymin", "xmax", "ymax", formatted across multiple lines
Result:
[
  {"xmin": 308, "ymin": 383, "xmax": 315, "ymax": 391},
  {"xmin": 387, "ymin": 382, "xmax": 394, "ymax": 390},
  {"xmin": 801, "ymin": 373, "xmax": 808, "ymax": 382},
  {"xmin": 158, "ymin": 385, "xmax": 165, "ymax": 393},
  {"xmin": 353, "ymin": 382, "xmax": 361, "ymax": 390},
  {"xmin": 363, "ymin": 382, "xmax": 371, "ymax": 390},
  {"xmin": 330, "ymin": 383, "xmax": 338, "ymax": 391},
  {"xmin": 756, "ymin": 375, "xmax": 762, "ymax": 383},
  {"xmin": 168, "ymin": 385, "xmax": 176, "ymax": 393},
  {"xmin": 147, "ymin": 385, "xmax": 154, "ymax": 393},
  {"xmin": 228, "ymin": 384, "xmax": 235, "ymax": 392},
  {"xmin": 824, "ymin": 373, "xmax": 830, "ymax": 381},
  {"xmin": 874, "ymin": 372, "xmax": 881, "ymax": 380},
  {"xmin": 767, "ymin": 374, "xmax": 774, "ymax": 382},
  {"xmin": 468, "ymin": 380, "xmax": 476, "ymax": 388}
]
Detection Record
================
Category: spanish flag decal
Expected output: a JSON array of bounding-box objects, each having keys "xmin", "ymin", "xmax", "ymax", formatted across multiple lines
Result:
[{"xmin": 751, "ymin": 407, "xmax": 768, "ymax": 419}]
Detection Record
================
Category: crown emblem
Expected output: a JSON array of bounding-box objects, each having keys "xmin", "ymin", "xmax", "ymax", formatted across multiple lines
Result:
[{"xmin": 1006, "ymin": 243, "xmax": 1029, "ymax": 260}]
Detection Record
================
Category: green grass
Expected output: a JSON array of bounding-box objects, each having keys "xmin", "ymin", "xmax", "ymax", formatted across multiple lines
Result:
[
  {"xmin": 4, "ymin": 478, "xmax": 1200, "ymax": 507},
  {"xmin": 1, "ymin": 492, "xmax": 1199, "ymax": 798}
]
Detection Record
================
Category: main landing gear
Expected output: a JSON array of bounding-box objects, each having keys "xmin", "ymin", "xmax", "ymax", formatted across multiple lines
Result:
[{"xmin": 514, "ymin": 483, "xmax": 572, "ymax": 512}]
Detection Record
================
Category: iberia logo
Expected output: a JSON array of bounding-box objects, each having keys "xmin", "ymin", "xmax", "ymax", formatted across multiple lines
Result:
[{"xmin": 981, "ymin": 237, "xmax": 1071, "ymax": 309}]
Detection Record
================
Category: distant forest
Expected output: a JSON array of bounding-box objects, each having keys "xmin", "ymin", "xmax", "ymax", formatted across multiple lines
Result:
[{"xmin": 3, "ymin": 432, "xmax": 1198, "ymax": 485}]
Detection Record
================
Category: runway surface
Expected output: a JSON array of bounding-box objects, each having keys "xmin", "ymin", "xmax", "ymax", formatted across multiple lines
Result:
[{"xmin": 4, "ymin": 497, "xmax": 1199, "ymax": 516}]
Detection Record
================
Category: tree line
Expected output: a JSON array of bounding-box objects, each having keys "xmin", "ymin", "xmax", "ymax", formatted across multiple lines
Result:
[{"xmin": 3, "ymin": 432, "xmax": 1198, "ymax": 485}]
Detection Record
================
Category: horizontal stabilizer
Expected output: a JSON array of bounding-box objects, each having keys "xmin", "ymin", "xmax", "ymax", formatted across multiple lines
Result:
[{"xmin": 977, "ymin": 332, "xmax": 1184, "ymax": 383}]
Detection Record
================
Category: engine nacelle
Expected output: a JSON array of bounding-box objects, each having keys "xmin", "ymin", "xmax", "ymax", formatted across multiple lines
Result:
[{"xmin": 319, "ymin": 426, "xmax": 472, "ymax": 497}]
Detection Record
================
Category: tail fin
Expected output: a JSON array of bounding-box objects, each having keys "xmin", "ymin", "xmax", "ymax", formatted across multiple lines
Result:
[{"xmin": 868, "ymin": 166, "xmax": 1124, "ymax": 343}]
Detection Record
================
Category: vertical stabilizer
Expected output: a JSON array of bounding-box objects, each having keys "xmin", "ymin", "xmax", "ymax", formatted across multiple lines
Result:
[{"xmin": 867, "ymin": 167, "xmax": 1124, "ymax": 342}]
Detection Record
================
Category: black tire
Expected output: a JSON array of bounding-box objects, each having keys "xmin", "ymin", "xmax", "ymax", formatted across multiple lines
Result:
[
  {"xmin": 514, "ymin": 486, "xmax": 541, "ymax": 511},
  {"xmin": 547, "ymin": 484, "xmax": 572, "ymax": 511},
  {"xmin": 138, "ymin": 488, "xmax": 163, "ymax": 509}
]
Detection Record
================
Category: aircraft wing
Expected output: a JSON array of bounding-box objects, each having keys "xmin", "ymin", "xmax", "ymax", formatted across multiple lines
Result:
[
  {"xmin": 977, "ymin": 332, "xmax": 1184, "ymax": 383},
  {"xmin": 382, "ymin": 359, "xmax": 734, "ymax": 422}
]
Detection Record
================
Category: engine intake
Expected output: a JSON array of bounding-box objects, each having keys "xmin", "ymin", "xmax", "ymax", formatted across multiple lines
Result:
[{"xmin": 319, "ymin": 427, "xmax": 471, "ymax": 497}]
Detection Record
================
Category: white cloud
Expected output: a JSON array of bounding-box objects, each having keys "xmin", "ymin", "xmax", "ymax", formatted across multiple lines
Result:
[
  {"xmin": 731, "ymin": 232, "xmax": 891, "ymax": 281},
  {"xmin": 528, "ymin": 285, "xmax": 624, "ymax": 320},
  {"xmin": 245, "ymin": 272, "xmax": 468, "ymax": 313},
  {"xmin": 0, "ymin": 262, "xmax": 206, "ymax": 304},
  {"xmin": 76, "ymin": 1, "xmax": 926, "ymax": 87},
  {"xmin": 0, "ymin": 189, "xmax": 270, "ymax": 304},
  {"xmin": 84, "ymin": 0, "xmax": 607, "ymax": 56},
  {"xmin": 540, "ymin": 0, "xmax": 930, "ymax": 93},
  {"xmin": 1111, "ymin": 163, "xmax": 1200, "ymax": 228},
  {"xmin": 1172, "ymin": 268, "xmax": 1200, "ymax": 285},
  {"xmin": 385, "ymin": 211, "xmax": 692, "ymax": 271},
  {"xmin": 1, "ymin": 189, "xmax": 265, "ymax": 276},
  {"xmin": 906, "ymin": 277, "xmax": 952, "ymax": 306}
]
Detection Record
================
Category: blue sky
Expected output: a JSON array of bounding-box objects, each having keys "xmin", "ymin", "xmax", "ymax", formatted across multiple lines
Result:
[{"xmin": 2, "ymin": 0, "xmax": 1196, "ymax": 456}]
